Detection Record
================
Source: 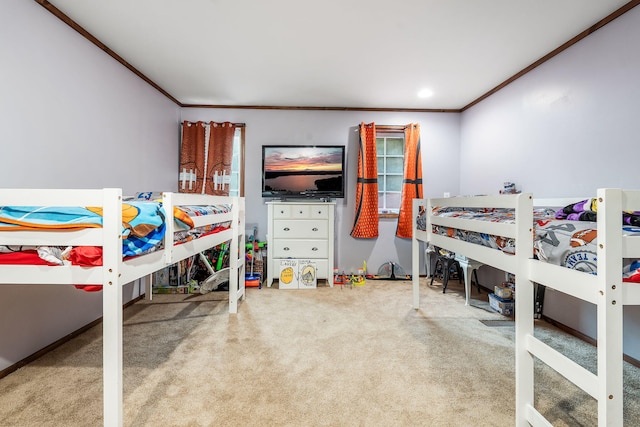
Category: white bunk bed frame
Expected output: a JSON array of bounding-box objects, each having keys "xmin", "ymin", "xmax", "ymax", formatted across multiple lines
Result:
[
  {"xmin": 412, "ymin": 188, "xmax": 640, "ymax": 426},
  {"xmin": 0, "ymin": 188, "xmax": 246, "ymax": 427}
]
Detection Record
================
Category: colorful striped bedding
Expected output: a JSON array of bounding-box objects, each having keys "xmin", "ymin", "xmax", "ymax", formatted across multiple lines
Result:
[
  {"xmin": 418, "ymin": 202, "xmax": 640, "ymax": 282},
  {"xmin": 0, "ymin": 200, "xmax": 232, "ymax": 265}
]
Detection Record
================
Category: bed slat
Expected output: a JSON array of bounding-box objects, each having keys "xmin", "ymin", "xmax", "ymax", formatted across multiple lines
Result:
[
  {"xmin": 0, "ymin": 188, "xmax": 106, "ymax": 206},
  {"xmin": 0, "ymin": 228, "xmax": 103, "ymax": 246},
  {"xmin": 189, "ymin": 211, "xmax": 233, "ymax": 228},
  {"xmin": 622, "ymin": 236, "xmax": 640, "ymax": 259},
  {"xmin": 429, "ymin": 193, "xmax": 522, "ymax": 209},
  {"xmin": 525, "ymin": 334, "xmax": 598, "ymax": 399},
  {"xmin": 621, "ymin": 189, "xmax": 640, "ymax": 211},
  {"xmin": 428, "ymin": 234, "xmax": 518, "ymax": 274},
  {"xmin": 623, "ymin": 283, "xmax": 640, "ymax": 305},
  {"xmin": 525, "ymin": 404, "xmax": 554, "ymax": 427},
  {"xmin": 431, "ymin": 216, "xmax": 518, "ymax": 239},
  {"xmin": 527, "ymin": 259, "xmax": 598, "ymax": 304},
  {"xmin": 0, "ymin": 265, "xmax": 103, "ymax": 284}
]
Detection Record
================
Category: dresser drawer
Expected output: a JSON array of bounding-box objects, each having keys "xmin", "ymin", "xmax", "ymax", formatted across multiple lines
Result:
[
  {"xmin": 273, "ymin": 219, "xmax": 328, "ymax": 238},
  {"xmin": 273, "ymin": 239, "xmax": 328, "ymax": 258},
  {"xmin": 272, "ymin": 204, "xmax": 293, "ymax": 219},
  {"xmin": 272, "ymin": 204, "xmax": 330, "ymax": 219},
  {"xmin": 309, "ymin": 205, "xmax": 330, "ymax": 219}
]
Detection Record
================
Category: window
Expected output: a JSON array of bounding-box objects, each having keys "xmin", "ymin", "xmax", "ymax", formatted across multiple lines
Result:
[
  {"xmin": 377, "ymin": 133, "xmax": 404, "ymax": 215},
  {"xmin": 229, "ymin": 126, "xmax": 245, "ymax": 197},
  {"xmin": 179, "ymin": 122, "xmax": 245, "ymax": 196}
]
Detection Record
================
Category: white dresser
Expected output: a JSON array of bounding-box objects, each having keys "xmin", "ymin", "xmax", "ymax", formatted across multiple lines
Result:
[{"xmin": 266, "ymin": 201, "xmax": 335, "ymax": 287}]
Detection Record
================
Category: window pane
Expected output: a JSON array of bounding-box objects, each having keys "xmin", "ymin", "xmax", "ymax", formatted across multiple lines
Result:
[
  {"xmin": 386, "ymin": 157, "xmax": 403, "ymax": 174},
  {"xmin": 376, "ymin": 133, "xmax": 404, "ymax": 215},
  {"xmin": 386, "ymin": 192, "xmax": 402, "ymax": 208},
  {"xmin": 387, "ymin": 175, "xmax": 403, "ymax": 191},
  {"xmin": 386, "ymin": 138, "xmax": 404, "ymax": 155}
]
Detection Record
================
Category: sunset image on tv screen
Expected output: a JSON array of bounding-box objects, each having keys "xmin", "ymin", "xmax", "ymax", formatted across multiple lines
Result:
[{"xmin": 263, "ymin": 146, "xmax": 343, "ymax": 193}]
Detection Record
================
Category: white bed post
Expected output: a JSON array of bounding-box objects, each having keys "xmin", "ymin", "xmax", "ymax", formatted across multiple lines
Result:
[
  {"xmin": 514, "ymin": 193, "xmax": 534, "ymax": 427},
  {"xmin": 239, "ymin": 198, "xmax": 246, "ymax": 301},
  {"xmin": 597, "ymin": 188, "xmax": 624, "ymax": 426},
  {"xmin": 228, "ymin": 197, "xmax": 245, "ymax": 314},
  {"xmin": 102, "ymin": 188, "xmax": 124, "ymax": 427},
  {"xmin": 163, "ymin": 192, "xmax": 176, "ymax": 266},
  {"xmin": 229, "ymin": 198, "xmax": 239, "ymax": 314},
  {"xmin": 412, "ymin": 198, "xmax": 421, "ymax": 309}
]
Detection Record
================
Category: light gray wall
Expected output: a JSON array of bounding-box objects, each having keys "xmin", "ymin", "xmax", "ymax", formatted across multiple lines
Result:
[
  {"xmin": 460, "ymin": 6, "xmax": 640, "ymax": 359},
  {"xmin": 181, "ymin": 109, "xmax": 460, "ymax": 276},
  {"xmin": 0, "ymin": 0, "xmax": 180, "ymax": 371}
]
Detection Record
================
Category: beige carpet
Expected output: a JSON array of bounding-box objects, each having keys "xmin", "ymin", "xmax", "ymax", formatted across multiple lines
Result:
[{"xmin": 0, "ymin": 278, "xmax": 639, "ymax": 426}]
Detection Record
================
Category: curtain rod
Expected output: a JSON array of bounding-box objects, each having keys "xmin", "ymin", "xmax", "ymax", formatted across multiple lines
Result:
[
  {"xmin": 181, "ymin": 121, "xmax": 246, "ymax": 127},
  {"xmin": 355, "ymin": 125, "xmax": 408, "ymax": 131}
]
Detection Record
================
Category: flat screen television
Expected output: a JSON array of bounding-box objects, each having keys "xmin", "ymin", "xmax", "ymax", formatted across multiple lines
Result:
[{"xmin": 261, "ymin": 145, "xmax": 345, "ymax": 199}]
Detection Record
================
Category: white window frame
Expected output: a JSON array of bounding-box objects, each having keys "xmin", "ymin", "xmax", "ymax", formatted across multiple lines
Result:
[{"xmin": 377, "ymin": 132, "xmax": 404, "ymax": 216}]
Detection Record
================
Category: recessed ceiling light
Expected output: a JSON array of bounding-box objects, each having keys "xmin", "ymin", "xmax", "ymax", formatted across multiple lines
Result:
[{"xmin": 417, "ymin": 88, "xmax": 434, "ymax": 98}]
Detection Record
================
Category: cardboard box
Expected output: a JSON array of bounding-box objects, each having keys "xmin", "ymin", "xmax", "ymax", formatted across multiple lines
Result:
[
  {"xmin": 297, "ymin": 260, "xmax": 317, "ymax": 289},
  {"xmin": 153, "ymin": 267, "xmax": 172, "ymax": 287},
  {"xmin": 494, "ymin": 284, "xmax": 513, "ymax": 299},
  {"xmin": 489, "ymin": 293, "xmax": 515, "ymax": 316},
  {"xmin": 278, "ymin": 259, "xmax": 299, "ymax": 289}
]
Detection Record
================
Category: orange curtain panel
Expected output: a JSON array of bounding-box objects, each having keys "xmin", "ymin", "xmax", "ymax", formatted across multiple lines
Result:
[
  {"xmin": 350, "ymin": 122, "xmax": 379, "ymax": 238},
  {"xmin": 206, "ymin": 122, "xmax": 237, "ymax": 196},
  {"xmin": 396, "ymin": 123, "xmax": 423, "ymax": 238},
  {"xmin": 179, "ymin": 121, "xmax": 237, "ymax": 195},
  {"xmin": 179, "ymin": 121, "xmax": 206, "ymax": 193}
]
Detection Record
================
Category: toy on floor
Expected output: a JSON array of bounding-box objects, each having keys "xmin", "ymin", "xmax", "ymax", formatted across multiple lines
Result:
[
  {"xmin": 351, "ymin": 262, "xmax": 366, "ymax": 286},
  {"xmin": 200, "ymin": 266, "xmax": 230, "ymax": 294},
  {"xmin": 350, "ymin": 271, "xmax": 365, "ymax": 286},
  {"xmin": 334, "ymin": 262, "xmax": 367, "ymax": 287},
  {"xmin": 245, "ymin": 237, "xmax": 262, "ymax": 288},
  {"xmin": 333, "ymin": 268, "xmax": 352, "ymax": 289},
  {"xmin": 368, "ymin": 261, "xmax": 411, "ymax": 280}
]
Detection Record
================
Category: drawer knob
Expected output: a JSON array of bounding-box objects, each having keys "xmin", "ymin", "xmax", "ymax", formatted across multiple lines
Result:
[
  {"xmin": 284, "ymin": 247, "xmax": 290, "ymax": 251},
  {"xmin": 312, "ymin": 247, "xmax": 318, "ymax": 251},
  {"xmin": 284, "ymin": 227, "xmax": 290, "ymax": 231},
  {"xmin": 312, "ymin": 227, "xmax": 318, "ymax": 232}
]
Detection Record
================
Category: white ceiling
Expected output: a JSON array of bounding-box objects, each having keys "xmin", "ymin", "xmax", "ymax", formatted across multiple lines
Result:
[{"xmin": 46, "ymin": 0, "xmax": 632, "ymax": 110}]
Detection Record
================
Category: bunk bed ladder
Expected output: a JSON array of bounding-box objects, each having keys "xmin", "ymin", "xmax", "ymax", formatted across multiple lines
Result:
[{"xmin": 517, "ymin": 189, "xmax": 624, "ymax": 426}]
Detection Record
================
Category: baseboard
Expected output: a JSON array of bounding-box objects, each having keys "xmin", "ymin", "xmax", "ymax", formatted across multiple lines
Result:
[
  {"xmin": 541, "ymin": 315, "xmax": 640, "ymax": 369},
  {"xmin": 0, "ymin": 294, "xmax": 145, "ymax": 380}
]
